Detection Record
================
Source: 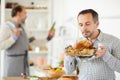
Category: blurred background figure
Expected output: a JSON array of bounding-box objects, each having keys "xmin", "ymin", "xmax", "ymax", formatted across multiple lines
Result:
[
  {"xmin": 0, "ymin": 5, "xmax": 29, "ymax": 77},
  {"xmin": 0, "ymin": 5, "xmax": 55, "ymax": 77}
]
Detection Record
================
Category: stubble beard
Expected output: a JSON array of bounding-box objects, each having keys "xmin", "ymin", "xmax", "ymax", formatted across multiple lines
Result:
[{"xmin": 82, "ymin": 31, "xmax": 94, "ymax": 39}]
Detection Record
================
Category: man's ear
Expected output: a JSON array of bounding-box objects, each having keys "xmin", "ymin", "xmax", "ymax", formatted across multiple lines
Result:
[
  {"xmin": 17, "ymin": 12, "xmax": 20, "ymax": 17},
  {"xmin": 96, "ymin": 21, "xmax": 99, "ymax": 28}
]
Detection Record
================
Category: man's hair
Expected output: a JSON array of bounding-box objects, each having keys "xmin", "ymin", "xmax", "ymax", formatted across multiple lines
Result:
[
  {"xmin": 11, "ymin": 5, "xmax": 24, "ymax": 17},
  {"xmin": 77, "ymin": 9, "xmax": 99, "ymax": 22}
]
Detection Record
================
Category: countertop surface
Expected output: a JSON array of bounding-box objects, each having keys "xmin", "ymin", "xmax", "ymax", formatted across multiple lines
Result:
[
  {"xmin": 3, "ymin": 77, "xmax": 58, "ymax": 80},
  {"xmin": 3, "ymin": 77, "xmax": 28, "ymax": 80}
]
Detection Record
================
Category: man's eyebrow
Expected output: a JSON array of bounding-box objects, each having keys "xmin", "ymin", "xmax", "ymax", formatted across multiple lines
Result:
[
  {"xmin": 78, "ymin": 23, "xmax": 82, "ymax": 25},
  {"xmin": 86, "ymin": 21, "xmax": 91, "ymax": 23}
]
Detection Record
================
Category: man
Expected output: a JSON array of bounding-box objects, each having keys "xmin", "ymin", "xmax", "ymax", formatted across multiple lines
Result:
[
  {"xmin": 0, "ymin": 5, "xmax": 54, "ymax": 77},
  {"xmin": 64, "ymin": 9, "xmax": 120, "ymax": 80}
]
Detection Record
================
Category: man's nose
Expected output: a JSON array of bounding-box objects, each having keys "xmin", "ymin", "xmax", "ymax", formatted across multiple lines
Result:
[{"xmin": 82, "ymin": 25, "xmax": 87, "ymax": 30}]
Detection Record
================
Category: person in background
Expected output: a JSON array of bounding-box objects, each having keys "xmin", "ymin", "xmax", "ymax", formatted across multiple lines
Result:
[
  {"xmin": 0, "ymin": 5, "xmax": 55, "ymax": 77},
  {"xmin": 64, "ymin": 9, "xmax": 120, "ymax": 80}
]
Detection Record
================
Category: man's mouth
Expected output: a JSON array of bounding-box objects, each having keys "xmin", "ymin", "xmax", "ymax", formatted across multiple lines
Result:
[{"xmin": 83, "ymin": 31, "xmax": 89, "ymax": 34}]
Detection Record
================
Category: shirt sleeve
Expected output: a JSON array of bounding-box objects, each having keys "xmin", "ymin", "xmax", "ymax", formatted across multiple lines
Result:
[
  {"xmin": 0, "ymin": 26, "xmax": 16, "ymax": 50},
  {"xmin": 12, "ymin": 34, "xmax": 18, "ymax": 41},
  {"xmin": 102, "ymin": 38, "xmax": 120, "ymax": 73},
  {"xmin": 64, "ymin": 55, "xmax": 77, "ymax": 75}
]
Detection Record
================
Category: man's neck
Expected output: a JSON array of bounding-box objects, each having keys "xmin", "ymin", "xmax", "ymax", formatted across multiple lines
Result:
[
  {"xmin": 88, "ymin": 29, "xmax": 100, "ymax": 41},
  {"xmin": 12, "ymin": 17, "xmax": 20, "ymax": 28}
]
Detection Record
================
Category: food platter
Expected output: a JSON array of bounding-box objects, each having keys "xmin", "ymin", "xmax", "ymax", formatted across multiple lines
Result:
[
  {"xmin": 65, "ymin": 45, "xmax": 96, "ymax": 56},
  {"xmin": 65, "ymin": 40, "xmax": 96, "ymax": 61},
  {"xmin": 78, "ymin": 54, "xmax": 94, "ymax": 58}
]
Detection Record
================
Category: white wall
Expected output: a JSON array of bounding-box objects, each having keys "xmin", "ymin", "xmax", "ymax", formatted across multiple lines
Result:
[
  {"xmin": 53, "ymin": 0, "xmax": 120, "ymax": 27},
  {"xmin": 52, "ymin": 0, "xmax": 120, "ymax": 39},
  {"xmin": 0, "ymin": 0, "xmax": 1, "ymax": 77},
  {"xmin": 99, "ymin": 18, "xmax": 120, "ymax": 38},
  {"xmin": 52, "ymin": 0, "xmax": 65, "ymax": 29},
  {"xmin": 0, "ymin": 3, "xmax": 1, "ymax": 25},
  {"xmin": 0, "ymin": 2, "xmax": 1, "ymax": 80},
  {"xmin": 64, "ymin": 0, "xmax": 120, "ymax": 18}
]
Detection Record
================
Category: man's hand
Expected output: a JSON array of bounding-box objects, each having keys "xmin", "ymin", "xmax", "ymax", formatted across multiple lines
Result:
[
  {"xmin": 13, "ymin": 28, "xmax": 20, "ymax": 37},
  {"xmin": 95, "ymin": 46, "xmax": 106, "ymax": 58}
]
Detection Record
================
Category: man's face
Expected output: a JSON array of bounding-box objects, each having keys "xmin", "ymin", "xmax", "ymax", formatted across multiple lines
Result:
[
  {"xmin": 77, "ymin": 13, "xmax": 99, "ymax": 38},
  {"xmin": 19, "ymin": 7, "xmax": 27, "ymax": 24}
]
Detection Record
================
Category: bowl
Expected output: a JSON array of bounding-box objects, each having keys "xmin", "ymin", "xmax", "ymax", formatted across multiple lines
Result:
[
  {"xmin": 48, "ymin": 69, "xmax": 65, "ymax": 78},
  {"xmin": 61, "ymin": 75, "xmax": 78, "ymax": 80}
]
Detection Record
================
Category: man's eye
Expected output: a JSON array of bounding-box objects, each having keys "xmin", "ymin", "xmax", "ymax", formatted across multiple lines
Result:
[
  {"xmin": 86, "ymin": 23, "xmax": 90, "ymax": 26},
  {"xmin": 79, "ymin": 24, "xmax": 83, "ymax": 27}
]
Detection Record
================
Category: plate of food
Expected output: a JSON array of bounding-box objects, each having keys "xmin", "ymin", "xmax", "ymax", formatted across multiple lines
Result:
[{"xmin": 65, "ymin": 40, "xmax": 96, "ymax": 60}]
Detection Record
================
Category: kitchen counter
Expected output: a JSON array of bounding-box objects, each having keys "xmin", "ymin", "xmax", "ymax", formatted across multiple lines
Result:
[
  {"xmin": 3, "ymin": 77, "xmax": 28, "ymax": 80},
  {"xmin": 3, "ymin": 77, "xmax": 58, "ymax": 80}
]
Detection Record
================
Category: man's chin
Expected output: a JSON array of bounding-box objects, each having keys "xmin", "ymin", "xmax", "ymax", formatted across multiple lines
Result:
[
  {"xmin": 83, "ymin": 32, "xmax": 93, "ymax": 38},
  {"xmin": 83, "ymin": 34, "xmax": 89, "ymax": 38}
]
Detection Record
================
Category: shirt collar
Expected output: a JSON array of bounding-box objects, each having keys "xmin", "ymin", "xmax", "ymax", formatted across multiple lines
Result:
[
  {"xmin": 96, "ymin": 29, "xmax": 104, "ymax": 41},
  {"xmin": 11, "ymin": 19, "xmax": 21, "ymax": 28},
  {"xmin": 81, "ymin": 29, "xmax": 104, "ymax": 42}
]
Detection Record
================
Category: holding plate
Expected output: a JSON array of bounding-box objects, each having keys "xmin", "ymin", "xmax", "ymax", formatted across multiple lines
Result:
[{"xmin": 65, "ymin": 40, "xmax": 96, "ymax": 60}]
